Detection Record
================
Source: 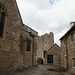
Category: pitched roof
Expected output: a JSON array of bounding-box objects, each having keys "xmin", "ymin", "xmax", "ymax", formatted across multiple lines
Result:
[
  {"xmin": 46, "ymin": 43, "xmax": 60, "ymax": 53},
  {"xmin": 60, "ymin": 25, "xmax": 75, "ymax": 40}
]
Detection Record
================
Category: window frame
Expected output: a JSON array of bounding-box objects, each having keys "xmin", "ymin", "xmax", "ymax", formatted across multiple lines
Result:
[
  {"xmin": 0, "ymin": 12, "xmax": 5, "ymax": 37},
  {"xmin": 26, "ymin": 39, "xmax": 31, "ymax": 52},
  {"xmin": 71, "ymin": 32, "xmax": 75, "ymax": 42},
  {"xmin": 63, "ymin": 38, "xmax": 66, "ymax": 45},
  {"xmin": 73, "ymin": 58, "xmax": 75, "ymax": 67},
  {"xmin": 43, "ymin": 50, "xmax": 46, "ymax": 57},
  {"xmin": 0, "ymin": 3, "xmax": 6, "ymax": 39}
]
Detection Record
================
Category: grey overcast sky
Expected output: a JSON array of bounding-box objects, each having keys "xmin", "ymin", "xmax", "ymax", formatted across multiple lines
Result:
[{"xmin": 16, "ymin": 0, "xmax": 75, "ymax": 45}]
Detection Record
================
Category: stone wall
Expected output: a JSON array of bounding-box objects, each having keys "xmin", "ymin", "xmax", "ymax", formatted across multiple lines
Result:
[
  {"xmin": 20, "ymin": 26, "xmax": 38, "ymax": 68},
  {"xmin": 0, "ymin": 0, "xmax": 23, "ymax": 72},
  {"xmin": 0, "ymin": 0, "xmax": 38, "ymax": 72},
  {"xmin": 61, "ymin": 26, "xmax": 75, "ymax": 72}
]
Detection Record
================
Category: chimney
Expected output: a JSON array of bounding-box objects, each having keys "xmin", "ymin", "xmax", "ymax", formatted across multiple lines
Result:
[{"xmin": 70, "ymin": 22, "xmax": 75, "ymax": 27}]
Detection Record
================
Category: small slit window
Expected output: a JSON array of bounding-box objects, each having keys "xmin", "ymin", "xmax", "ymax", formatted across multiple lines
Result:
[
  {"xmin": 43, "ymin": 50, "xmax": 46, "ymax": 57},
  {"xmin": 0, "ymin": 4, "xmax": 5, "ymax": 37},
  {"xmin": 64, "ymin": 38, "xmax": 66, "ymax": 45}
]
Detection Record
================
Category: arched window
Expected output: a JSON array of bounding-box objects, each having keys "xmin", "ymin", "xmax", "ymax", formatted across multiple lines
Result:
[{"xmin": 0, "ymin": 4, "xmax": 5, "ymax": 37}]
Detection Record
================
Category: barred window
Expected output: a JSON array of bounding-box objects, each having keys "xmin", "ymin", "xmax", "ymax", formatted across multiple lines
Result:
[{"xmin": 0, "ymin": 4, "xmax": 5, "ymax": 37}]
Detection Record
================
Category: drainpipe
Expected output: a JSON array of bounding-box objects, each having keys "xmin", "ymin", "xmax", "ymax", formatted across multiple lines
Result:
[
  {"xmin": 30, "ymin": 32, "xmax": 37, "ymax": 66},
  {"xmin": 32, "ymin": 36, "xmax": 34, "ymax": 66},
  {"xmin": 65, "ymin": 36, "xmax": 68, "ymax": 72}
]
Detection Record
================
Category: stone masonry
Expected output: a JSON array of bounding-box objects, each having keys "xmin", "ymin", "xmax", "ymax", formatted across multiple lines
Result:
[
  {"xmin": 45, "ymin": 44, "xmax": 61, "ymax": 68},
  {"xmin": 0, "ymin": 0, "xmax": 38, "ymax": 72},
  {"xmin": 60, "ymin": 22, "xmax": 75, "ymax": 73},
  {"xmin": 0, "ymin": 0, "xmax": 23, "ymax": 72},
  {"xmin": 37, "ymin": 32, "xmax": 54, "ymax": 64},
  {"xmin": 20, "ymin": 25, "xmax": 38, "ymax": 68}
]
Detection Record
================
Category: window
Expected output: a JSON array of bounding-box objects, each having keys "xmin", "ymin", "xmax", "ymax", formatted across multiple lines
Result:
[
  {"xmin": 44, "ymin": 42, "xmax": 47, "ymax": 47},
  {"xmin": 0, "ymin": 4, "xmax": 5, "ymax": 37},
  {"xmin": 64, "ymin": 38, "xmax": 66, "ymax": 45},
  {"xmin": 71, "ymin": 32, "xmax": 75, "ymax": 42},
  {"xmin": 43, "ymin": 50, "xmax": 46, "ymax": 57},
  {"xmin": 26, "ymin": 39, "xmax": 31, "ymax": 51},
  {"xmin": 73, "ymin": 58, "xmax": 75, "ymax": 67}
]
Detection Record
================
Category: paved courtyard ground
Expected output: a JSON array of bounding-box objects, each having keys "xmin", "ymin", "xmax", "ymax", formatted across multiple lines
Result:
[
  {"xmin": 0, "ymin": 65, "xmax": 71, "ymax": 75},
  {"xmin": 14, "ymin": 65, "xmax": 71, "ymax": 75}
]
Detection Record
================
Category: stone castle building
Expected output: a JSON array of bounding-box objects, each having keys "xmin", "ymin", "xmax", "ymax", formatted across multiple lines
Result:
[
  {"xmin": 60, "ymin": 22, "xmax": 75, "ymax": 72},
  {"xmin": 1, "ymin": 0, "xmax": 75, "ymax": 74},
  {"xmin": 0, "ymin": 0, "xmax": 38, "ymax": 72},
  {"xmin": 37, "ymin": 32, "xmax": 54, "ymax": 63}
]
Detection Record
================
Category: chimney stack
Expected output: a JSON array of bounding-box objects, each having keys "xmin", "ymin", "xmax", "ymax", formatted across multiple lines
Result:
[{"xmin": 70, "ymin": 22, "xmax": 75, "ymax": 27}]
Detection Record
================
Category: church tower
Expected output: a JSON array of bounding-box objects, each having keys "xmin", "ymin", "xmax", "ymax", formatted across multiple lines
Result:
[{"xmin": 0, "ymin": 0, "xmax": 23, "ymax": 72}]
